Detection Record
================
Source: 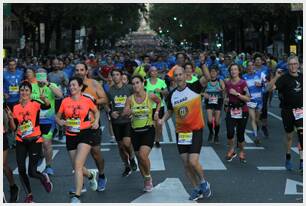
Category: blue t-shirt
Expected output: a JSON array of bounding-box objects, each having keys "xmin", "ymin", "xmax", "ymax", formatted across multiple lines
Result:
[
  {"xmin": 243, "ymin": 72, "xmax": 263, "ymax": 103},
  {"xmin": 276, "ymin": 60, "xmax": 288, "ymax": 73},
  {"xmin": 114, "ymin": 62, "xmax": 124, "ymax": 69},
  {"xmin": 255, "ymin": 65, "xmax": 270, "ymax": 93},
  {"xmin": 218, "ymin": 63, "xmax": 229, "ymax": 80},
  {"xmin": 63, "ymin": 64, "xmax": 75, "ymax": 80},
  {"xmin": 3, "ymin": 69, "xmax": 24, "ymax": 103},
  {"xmin": 152, "ymin": 61, "xmax": 168, "ymax": 71}
]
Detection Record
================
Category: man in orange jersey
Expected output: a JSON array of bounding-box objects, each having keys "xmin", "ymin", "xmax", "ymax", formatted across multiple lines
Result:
[
  {"xmin": 160, "ymin": 65, "xmax": 211, "ymax": 201},
  {"xmin": 74, "ymin": 63, "xmax": 108, "ymax": 192}
]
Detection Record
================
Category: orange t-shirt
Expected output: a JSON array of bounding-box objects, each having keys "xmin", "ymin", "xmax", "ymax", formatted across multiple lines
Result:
[
  {"xmin": 13, "ymin": 100, "xmax": 46, "ymax": 142},
  {"xmin": 58, "ymin": 95, "xmax": 97, "ymax": 136}
]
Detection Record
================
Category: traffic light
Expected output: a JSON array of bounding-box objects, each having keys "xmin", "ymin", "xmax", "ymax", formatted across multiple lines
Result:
[{"xmin": 295, "ymin": 26, "xmax": 303, "ymax": 42}]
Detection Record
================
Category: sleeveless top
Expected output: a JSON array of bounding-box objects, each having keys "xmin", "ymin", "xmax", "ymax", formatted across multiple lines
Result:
[{"xmin": 130, "ymin": 93, "xmax": 153, "ymax": 129}]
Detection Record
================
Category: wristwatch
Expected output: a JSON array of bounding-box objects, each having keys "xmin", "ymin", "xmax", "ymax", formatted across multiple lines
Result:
[{"xmin": 236, "ymin": 93, "xmax": 241, "ymax": 97}]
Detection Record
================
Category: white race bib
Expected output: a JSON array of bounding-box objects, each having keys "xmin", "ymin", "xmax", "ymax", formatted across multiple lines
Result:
[
  {"xmin": 19, "ymin": 121, "xmax": 34, "ymax": 138},
  {"xmin": 293, "ymin": 108, "xmax": 303, "ymax": 120},
  {"xmin": 9, "ymin": 85, "xmax": 19, "ymax": 95},
  {"xmin": 247, "ymin": 101, "xmax": 257, "ymax": 109},
  {"xmin": 66, "ymin": 118, "xmax": 81, "ymax": 133},
  {"xmin": 208, "ymin": 95, "xmax": 218, "ymax": 104},
  {"xmin": 114, "ymin": 96, "xmax": 127, "ymax": 108},
  {"xmin": 178, "ymin": 132, "xmax": 193, "ymax": 145},
  {"xmin": 230, "ymin": 108, "xmax": 243, "ymax": 119}
]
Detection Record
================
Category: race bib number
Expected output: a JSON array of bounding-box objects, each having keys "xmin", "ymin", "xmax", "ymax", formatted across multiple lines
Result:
[
  {"xmin": 66, "ymin": 118, "xmax": 81, "ymax": 133},
  {"xmin": 39, "ymin": 109, "xmax": 49, "ymax": 119},
  {"xmin": 114, "ymin": 96, "xmax": 127, "ymax": 108},
  {"xmin": 293, "ymin": 108, "xmax": 303, "ymax": 120},
  {"xmin": 178, "ymin": 132, "xmax": 193, "ymax": 145},
  {"xmin": 9, "ymin": 85, "xmax": 19, "ymax": 95},
  {"xmin": 230, "ymin": 108, "xmax": 242, "ymax": 119},
  {"xmin": 247, "ymin": 101, "xmax": 257, "ymax": 109},
  {"xmin": 208, "ymin": 95, "xmax": 218, "ymax": 104},
  {"xmin": 19, "ymin": 121, "xmax": 34, "ymax": 138}
]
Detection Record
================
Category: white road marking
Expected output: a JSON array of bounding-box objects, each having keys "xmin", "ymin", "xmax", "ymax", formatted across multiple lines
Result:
[
  {"xmin": 244, "ymin": 133, "xmax": 254, "ymax": 144},
  {"xmin": 200, "ymin": 146, "xmax": 227, "ymax": 170},
  {"xmin": 268, "ymin": 111, "xmax": 282, "ymax": 121},
  {"xmin": 13, "ymin": 150, "xmax": 59, "ymax": 175},
  {"xmin": 291, "ymin": 147, "xmax": 299, "ymax": 155},
  {"xmin": 136, "ymin": 147, "xmax": 165, "ymax": 171},
  {"xmin": 257, "ymin": 166, "xmax": 287, "ymax": 171},
  {"xmin": 162, "ymin": 121, "xmax": 170, "ymax": 143},
  {"xmin": 132, "ymin": 178, "xmax": 194, "ymax": 203},
  {"xmin": 100, "ymin": 148, "xmax": 110, "ymax": 152},
  {"xmin": 244, "ymin": 147, "xmax": 265, "ymax": 150},
  {"xmin": 167, "ymin": 118, "xmax": 176, "ymax": 143},
  {"xmin": 284, "ymin": 179, "xmax": 303, "ymax": 195}
]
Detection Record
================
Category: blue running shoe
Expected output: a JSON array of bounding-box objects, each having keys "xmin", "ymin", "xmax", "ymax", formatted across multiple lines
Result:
[
  {"xmin": 44, "ymin": 167, "xmax": 55, "ymax": 176},
  {"xmin": 189, "ymin": 188, "xmax": 203, "ymax": 201},
  {"xmin": 200, "ymin": 181, "xmax": 212, "ymax": 198},
  {"xmin": 285, "ymin": 160, "xmax": 293, "ymax": 171},
  {"xmin": 97, "ymin": 177, "xmax": 107, "ymax": 192}
]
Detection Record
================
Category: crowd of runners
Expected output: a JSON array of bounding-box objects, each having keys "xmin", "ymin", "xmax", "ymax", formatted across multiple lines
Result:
[{"xmin": 3, "ymin": 49, "xmax": 303, "ymax": 203}]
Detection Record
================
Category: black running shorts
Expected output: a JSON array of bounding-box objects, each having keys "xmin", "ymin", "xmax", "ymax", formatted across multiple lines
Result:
[
  {"xmin": 176, "ymin": 129, "xmax": 203, "ymax": 154},
  {"xmin": 131, "ymin": 126, "xmax": 155, "ymax": 152}
]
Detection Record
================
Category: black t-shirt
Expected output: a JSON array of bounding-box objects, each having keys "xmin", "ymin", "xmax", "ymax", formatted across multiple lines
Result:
[{"xmin": 275, "ymin": 73, "xmax": 303, "ymax": 109}]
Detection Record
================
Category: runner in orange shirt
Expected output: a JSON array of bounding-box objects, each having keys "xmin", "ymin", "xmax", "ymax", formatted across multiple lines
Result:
[
  {"xmin": 55, "ymin": 76, "xmax": 100, "ymax": 203},
  {"xmin": 11, "ymin": 81, "xmax": 53, "ymax": 203}
]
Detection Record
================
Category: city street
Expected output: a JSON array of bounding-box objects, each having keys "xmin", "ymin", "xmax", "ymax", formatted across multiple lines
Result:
[{"xmin": 4, "ymin": 96, "xmax": 303, "ymax": 203}]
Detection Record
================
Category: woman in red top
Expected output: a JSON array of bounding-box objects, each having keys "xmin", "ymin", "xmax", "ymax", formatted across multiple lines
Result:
[
  {"xmin": 11, "ymin": 81, "xmax": 53, "ymax": 203},
  {"xmin": 224, "ymin": 64, "xmax": 250, "ymax": 163},
  {"xmin": 56, "ymin": 76, "xmax": 100, "ymax": 203}
]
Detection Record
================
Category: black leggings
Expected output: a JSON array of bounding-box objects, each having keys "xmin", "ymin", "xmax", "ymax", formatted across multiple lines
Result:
[
  {"xmin": 225, "ymin": 112, "xmax": 249, "ymax": 143},
  {"xmin": 16, "ymin": 140, "xmax": 45, "ymax": 194},
  {"xmin": 260, "ymin": 92, "xmax": 269, "ymax": 120}
]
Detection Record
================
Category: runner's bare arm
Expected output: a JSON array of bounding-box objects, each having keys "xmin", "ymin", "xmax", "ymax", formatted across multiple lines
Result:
[
  {"xmin": 150, "ymin": 93, "xmax": 161, "ymax": 120},
  {"xmin": 91, "ymin": 106, "xmax": 100, "ymax": 129},
  {"xmin": 48, "ymin": 83, "xmax": 63, "ymax": 98},
  {"xmin": 122, "ymin": 96, "xmax": 132, "ymax": 117},
  {"xmin": 94, "ymin": 80, "xmax": 108, "ymax": 105},
  {"xmin": 55, "ymin": 112, "xmax": 66, "ymax": 127}
]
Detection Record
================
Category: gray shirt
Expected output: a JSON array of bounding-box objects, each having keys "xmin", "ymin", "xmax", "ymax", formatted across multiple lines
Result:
[
  {"xmin": 47, "ymin": 70, "xmax": 68, "ymax": 98},
  {"xmin": 107, "ymin": 84, "xmax": 133, "ymax": 124}
]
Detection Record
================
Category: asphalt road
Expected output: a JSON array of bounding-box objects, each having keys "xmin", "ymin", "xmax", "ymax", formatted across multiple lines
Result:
[{"xmin": 3, "ymin": 95, "xmax": 303, "ymax": 203}]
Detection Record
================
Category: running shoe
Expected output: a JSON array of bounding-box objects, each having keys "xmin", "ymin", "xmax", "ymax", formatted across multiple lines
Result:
[
  {"xmin": 130, "ymin": 158, "xmax": 138, "ymax": 171},
  {"xmin": 285, "ymin": 160, "xmax": 293, "ymax": 171},
  {"xmin": 97, "ymin": 177, "xmax": 107, "ymax": 192},
  {"xmin": 155, "ymin": 141, "xmax": 161, "ymax": 148},
  {"xmin": 239, "ymin": 152, "xmax": 247, "ymax": 164},
  {"xmin": 70, "ymin": 196, "xmax": 81, "ymax": 203},
  {"xmin": 189, "ymin": 188, "xmax": 203, "ymax": 201},
  {"xmin": 122, "ymin": 167, "xmax": 132, "ymax": 177},
  {"xmin": 24, "ymin": 194, "xmax": 33, "ymax": 203},
  {"xmin": 88, "ymin": 169, "xmax": 98, "ymax": 191},
  {"xmin": 226, "ymin": 151, "xmax": 237, "ymax": 162},
  {"xmin": 41, "ymin": 173, "xmax": 53, "ymax": 193},
  {"xmin": 143, "ymin": 177, "xmax": 153, "ymax": 192},
  {"xmin": 44, "ymin": 166, "xmax": 55, "ymax": 176},
  {"xmin": 9, "ymin": 184, "xmax": 19, "ymax": 203},
  {"xmin": 69, "ymin": 185, "xmax": 87, "ymax": 195},
  {"xmin": 199, "ymin": 181, "xmax": 212, "ymax": 198}
]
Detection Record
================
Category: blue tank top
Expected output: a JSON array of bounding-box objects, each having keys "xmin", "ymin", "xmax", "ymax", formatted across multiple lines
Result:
[{"xmin": 3, "ymin": 69, "xmax": 24, "ymax": 103}]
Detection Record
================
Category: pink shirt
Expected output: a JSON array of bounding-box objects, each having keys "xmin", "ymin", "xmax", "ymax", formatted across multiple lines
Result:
[{"xmin": 225, "ymin": 79, "xmax": 248, "ymax": 112}]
